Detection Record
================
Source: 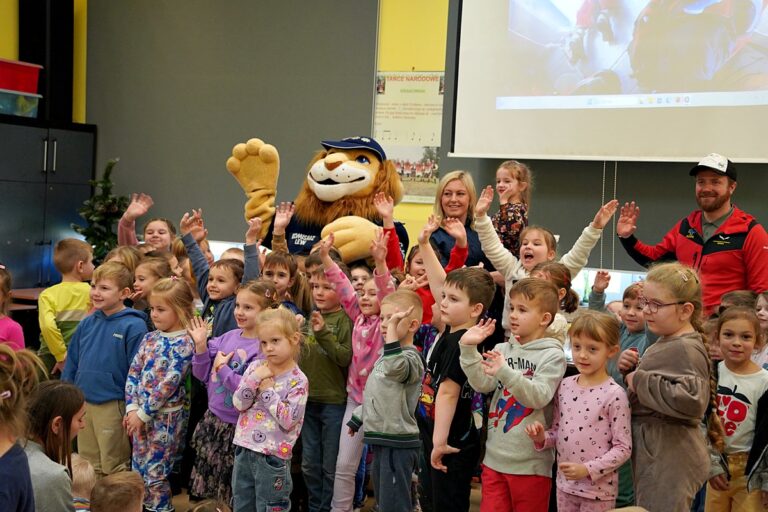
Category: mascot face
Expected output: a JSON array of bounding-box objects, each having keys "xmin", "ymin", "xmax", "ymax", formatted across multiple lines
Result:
[{"xmin": 307, "ymin": 149, "xmax": 381, "ymax": 202}]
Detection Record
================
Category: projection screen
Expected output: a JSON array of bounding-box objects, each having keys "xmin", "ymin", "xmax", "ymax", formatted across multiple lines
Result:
[{"xmin": 452, "ymin": 0, "xmax": 768, "ymax": 162}]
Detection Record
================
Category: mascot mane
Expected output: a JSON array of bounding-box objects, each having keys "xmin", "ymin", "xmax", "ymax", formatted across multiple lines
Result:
[{"xmin": 294, "ymin": 150, "xmax": 405, "ymax": 226}]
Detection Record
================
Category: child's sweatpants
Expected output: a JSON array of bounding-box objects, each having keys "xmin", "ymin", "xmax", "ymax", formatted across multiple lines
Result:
[
  {"xmin": 79, "ymin": 400, "xmax": 131, "ymax": 477},
  {"xmin": 556, "ymin": 489, "xmax": 615, "ymax": 512},
  {"xmin": 331, "ymin": 399, "xmax": 364, "ymax": 512},
  {"xmin": 132, "ymin": 408, "xmax": 186, "ymax": 512},
  {"xmin": 370, "ymin": 445, "xmax": 418, "ymax": 512},
  {"xmin": 705, "ymin": 452, "xmax": 764, "ymax": 512},
  {"xmin": 479, "ymin": 466, "xmax": 550, "ymax": 512}
]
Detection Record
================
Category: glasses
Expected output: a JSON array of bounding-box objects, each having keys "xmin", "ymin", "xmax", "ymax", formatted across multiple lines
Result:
[{"xmin": 638, "ymin": 298, "xmax": 687, "ymax": 314}]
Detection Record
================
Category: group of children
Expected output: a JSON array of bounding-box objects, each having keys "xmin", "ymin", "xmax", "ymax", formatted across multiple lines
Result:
[{"xmin": 0, "ymin": 159, "xmax": 767, "ymax": 512}]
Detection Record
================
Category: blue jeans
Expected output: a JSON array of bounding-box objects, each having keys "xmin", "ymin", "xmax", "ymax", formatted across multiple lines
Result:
[
  {"xmin": 232, "ymin": 446, "xmax": 292, "ymax": 512},
  {"xmin": 301, "ymin": 402, "xmax": 345, "ymax": 512},
  {"xmin": 353, "ymin": 444, "xmax": 368, "ymax": 507}
]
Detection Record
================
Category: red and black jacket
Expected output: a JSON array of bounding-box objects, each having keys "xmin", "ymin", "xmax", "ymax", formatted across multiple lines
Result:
[{"xmin": 620, "ymin": 206, "xmax": 768, "ymax": 314}]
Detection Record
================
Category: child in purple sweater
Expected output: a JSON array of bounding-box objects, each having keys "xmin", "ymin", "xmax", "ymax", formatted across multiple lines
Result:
[
  {"xmin": 526, "ymin": 311, "xmax": 631, "ymax": 511},
  {"xmin": 318, "ymin": 230, "xmax": 395, "ymax": 512},
  {"xmin": 188, "ymin": 280, "xmax": 278, "ymax": 505}
]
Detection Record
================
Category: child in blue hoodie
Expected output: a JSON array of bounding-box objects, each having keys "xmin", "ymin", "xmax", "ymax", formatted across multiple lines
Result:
[{"xmin": 63, "ymin": 261, "xmax": 148, "ymax": 477}]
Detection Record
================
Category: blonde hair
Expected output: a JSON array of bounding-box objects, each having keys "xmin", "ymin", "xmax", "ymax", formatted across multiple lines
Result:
[
  {"xmin": 90, "ymin": 471, "xmax": 145, "ymax": 512},
  {"xmin": 381, "ymin": 289, "xmax": 424, "ymax": 324},
  {"xmin": 71, "ymin": 453, "xmax": 96, "ymax": 499},
  {"xmin": 0, "ymin": 264, "xmax": 12, "ymax": 315},
  {"xmin": 0, "ymin": 346, "xmax": 44, "ymax": 440},
  {"xmin": 148, "ymin": 278, "xmax": 196, "ymax": 329},
  {"xmin": 190, "ymin": 500, "xmax": 232, "ymax": 512},
  {"xmin": 569, "ymin": 310, "xmax": 620, "ymax": 349},
  {"xmin": 433, "ymin": 170, "xmax": 477, "ymax": 226},
  {"xmin": 136, "ymin": 257, "xmax": 173, "ymax": 281},
  {"xmin": 105, "ymin": 246, "xmax": 143, "ymax": 274},
  {"xmin": 256, "ymin": 308, "xmax": 303, "ymax": 359},
  {"xmin": 92, "ymin": 261, "xmax": 133, "ymax": 290},
  {"xmin": 497, "ymin": 160, "xmax": 533, "ymax": 206},
  {"xmin": 53, "ymin": 239, "xmax": 92, "ymax": 274},
  {"xmin": 645, "ymin": 262, "xmax": 725, "ymax": 452}
]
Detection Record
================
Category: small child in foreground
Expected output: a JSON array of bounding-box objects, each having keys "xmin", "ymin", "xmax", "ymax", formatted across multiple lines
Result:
[
  {"xmin": 90, "ymin": 471, "xmax": 145, "ymax": 512},
  {"xmin": 347, "ymin": 290, "xmax": 425, "ymax": 512}
]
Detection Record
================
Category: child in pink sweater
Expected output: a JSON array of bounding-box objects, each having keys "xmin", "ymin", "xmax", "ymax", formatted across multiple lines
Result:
[{"xmin": 317, "ymin": 230, "xmax": 395, "ymax": 512}]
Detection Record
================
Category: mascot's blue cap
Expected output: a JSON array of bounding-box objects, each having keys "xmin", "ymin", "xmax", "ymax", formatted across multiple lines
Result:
[{"xmin": 321, "ymin": 136, "xmax": 386, "ymax": 162}]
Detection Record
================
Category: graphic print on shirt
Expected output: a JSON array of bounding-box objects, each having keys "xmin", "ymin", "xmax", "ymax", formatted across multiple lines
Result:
[
  {"xmin": 489, "ymin": 357, "xmax": 535, "ymax": 433},
  {"xmin": 211, "ymin": 347, "xmax": 250, "ymax": 408},
  {"xmin": 418, "ymin": 371, "xmax": 436, "ymax": 420},
  {"xmin": 716, "ymin": 383, "xmax": 752, "ymax": 437}
]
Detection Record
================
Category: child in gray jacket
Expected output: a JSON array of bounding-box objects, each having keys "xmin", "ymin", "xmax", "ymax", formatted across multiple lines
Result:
[{"xmin": 347, "ymin": 290, "xmax": 424, "ymax": 512}]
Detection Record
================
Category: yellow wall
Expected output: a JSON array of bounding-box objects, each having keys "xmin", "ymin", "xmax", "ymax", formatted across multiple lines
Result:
[
  {"xmin": 0, "ymin": 0, "xmax": 18, "ymax": 60},
  {"xmin": 378, "ymin": 0, "xmax": 449, "ymax": 253}
]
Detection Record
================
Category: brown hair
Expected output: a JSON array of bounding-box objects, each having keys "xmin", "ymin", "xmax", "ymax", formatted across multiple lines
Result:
[
  {"xmin": 0, "ymin": 346, "xmax": 44, "ymax": 440},
  {"xmin": 90, "ymin": 471, "xmax": 145, "ymax": 512},
  {"xmin": 238, "ymin": 279, "xmax": 279, "ymax": 311},
  {"xmin": 71, "ymin": 453, "xmax": 96, "ymax": 499},
  {"xmin": 645, "ymin": 262, "xmax": 725, "ymax": 452},
  {"xmin": 623, "ymin": 282, "xmax": 642, "ymax": 301},
  {"xmin": 189, "ymin": 500, "xmax": 232, "ymax": 512},
  {"xmin": 148, "ymin": 278, "xmax": 196, "ymax": 329},
  {"xmin": 569, "ymin": 310, "xmax": 620, "ymax": 349},
  {"xmin": 444, "ymin": 267, "xmax": 495, "ymax": 313},
  {"xmin": 92, "ymin": 261, "xmax": 133, "ymax": 290},
  {"xmin": 0, "ymin": 264, "xmax": 12, "ymax": 315},
  {"xmin": 381, "ymin": 289, "xmax": 424, "ymax": 324},
  {"xmin": 508, "ymin": 278, "xmax": 559, "ymax": 325},
  {"xmin": 719, "ymin": 290, "xmax": 757, "ymax": 311},
  {"xmin": 531, "ymin": 261, "xmax": 579, "ymax": 313},
  {"xmin": 142, "ymin": 217, "xmax": 177, "ymax": 236},
  {"xmin": 520, "ymin": 225, "xmax": 558, "ymax": 254},
  {"xmin": 144, "ymin": 250, "xmax": 178, "ymax": 271},
  {"xmin": 105, "ymin": 246, "xmax": 143, "ymax": 274},
  {"xmin": 210, "ymin": 258, "xmax": 244, "ymax": 284},
  {"xmin": 27, "ymin": 380, "xmax": 85, "ymax": 476},
  {"xmin": 717, "ymin": 306, "xmax": 764, "ymax": 350},
  {"xmin": 433, "ymin": 170, "xmax": 478, "ymax": 226},
  {"xmin": 497, "ymin": 160, "xmax": 533, "ymax": 206},
  {"xmin": 53, "ymin": 239, "xmax": 92, "ymax": 274},
  {"xmin": 256, "ymin": 308, "xmax": 304, "ymax": 359},
  {"xmin": 135, "ymin": 256, "xmax": 173, "ymax": 284},
  {"xmin": 264, "ymin": 251, "xmax": 311, "ymax": 314}
]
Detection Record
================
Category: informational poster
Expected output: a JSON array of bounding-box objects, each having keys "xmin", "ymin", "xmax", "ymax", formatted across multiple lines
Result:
[{"xmin": 374, "ymin": 71, "xmax": 444, "ymax": 203}]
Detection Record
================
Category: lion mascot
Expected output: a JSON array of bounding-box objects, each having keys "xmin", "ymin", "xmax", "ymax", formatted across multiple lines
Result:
[{"xmin": 225, "ymin": 136, "xmax": 408, "ymax": 262}]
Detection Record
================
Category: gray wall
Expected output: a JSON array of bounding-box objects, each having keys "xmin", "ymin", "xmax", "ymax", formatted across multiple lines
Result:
[
  {"xmin": 87, "ymin": 0, "xmax": 379, "ymax": 241},
  {"xmin": 440, "ymin": 0, "xmax": 768, "ymax": 272}
]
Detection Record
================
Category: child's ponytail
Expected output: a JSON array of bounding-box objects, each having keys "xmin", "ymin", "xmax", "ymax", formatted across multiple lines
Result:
[
  {"xmin": 531, "ymin": 261, "xmax": 579, "ymax": 313},
  {"xmin": 0, "ymin": 346, "xmax": 45, "ymax": 440}
]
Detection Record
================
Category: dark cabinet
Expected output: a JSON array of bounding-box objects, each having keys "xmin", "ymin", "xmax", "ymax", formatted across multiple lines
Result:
[{"xmin": 0, "ymin": 115, "xmax": 95, "ymax": 287}]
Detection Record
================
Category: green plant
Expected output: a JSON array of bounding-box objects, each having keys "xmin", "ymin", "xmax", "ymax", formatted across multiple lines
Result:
[{"xmin": 72, "ymin": 158, "xmax": 129, "ymax": 263}]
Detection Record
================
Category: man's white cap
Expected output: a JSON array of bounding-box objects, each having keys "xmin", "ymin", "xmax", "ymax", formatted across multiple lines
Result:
[{"xmin": 689, "ymin": 153, "xmax": 737, "ymax": 181}]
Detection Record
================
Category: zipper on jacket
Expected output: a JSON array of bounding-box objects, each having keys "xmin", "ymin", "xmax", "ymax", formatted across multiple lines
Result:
[{"xmin": 692, "ymin": 251, "xmax": 700, "ymax": 270}]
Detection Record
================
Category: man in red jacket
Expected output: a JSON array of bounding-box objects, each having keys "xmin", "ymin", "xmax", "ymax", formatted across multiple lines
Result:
[{"xmin": 617, "ymin": 153, "xmax": 768, "ymax": 314}]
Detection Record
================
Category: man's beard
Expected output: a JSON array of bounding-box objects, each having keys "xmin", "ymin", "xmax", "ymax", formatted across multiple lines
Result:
[{"xmin": 696, "ymin": 192, "xmax": 730, "ymax": 213}]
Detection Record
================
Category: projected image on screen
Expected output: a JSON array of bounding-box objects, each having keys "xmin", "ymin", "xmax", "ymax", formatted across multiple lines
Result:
[{"xmin": 499, "ymin": 0, "xmax": 768, "ymax": 109}]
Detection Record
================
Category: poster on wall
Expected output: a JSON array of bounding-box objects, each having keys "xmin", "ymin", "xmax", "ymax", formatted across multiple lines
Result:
[{"xmin": 374, "ymin": 71, "xmax": 444, "ymax": 203}]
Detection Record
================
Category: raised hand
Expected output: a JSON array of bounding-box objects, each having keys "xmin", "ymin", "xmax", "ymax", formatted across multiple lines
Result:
[
  {"xmin": 460, "ymin": 318, "xmax": 496, "ymax": 346},
  {"xmin": 616, "ymin": 202, "xmax": 640, "ymax": 238},
  {"xmin": 310, "ymin": 310, "xmax": 326, "ymax": 332},
  {"xmin": 273, "ymin": 202, "xmax": 295, "ymax": 235},
  {"xmin": 591, "ymin": 199, "xmax": 619, "ymax": 230},
  {"xmin": 317, "ymin": 233, "xmax": 335, "ymax": 263},
  {"xmin": 188, "ymin": 316, "xmax": 209, "ymax": 354},
  {"xmin": 369, "ymin": 229, "xmax": 390, "ymax": 263},
  {"xmin": 373, "ymin": 192, "xmax": 395, "ymax": 227},
  {"xmin": 442, "ymin": 217, "xmax": 467, "ymax": 248},
  {"xmin": 399, "ymin": 274, "xmax": 428, "ymax": 291},
  {"xmin": 475, "ymin": 185, "xmax": 494, "ymax": 218},
  {"xmin": 179, "ymin": 209, "xmax": 207, "ymax": 241},
  {"xmin": 245, "ymin": 217, "xmax": 263, "ymax": 245},
  {"xmin": 123, "ymin": 193, "xmax": 154, "ymax": 221},
  {"xmin": 480, "ymin": 350, "xmax": 506, "ymax": 376},
  {"xmin": 592, "ymin": 270, "xmax": 611, "ymax": 294},
  {"xmin": 524, "ymin": 421, "xmax": 546, "ymax": 444},
  {"xmin": 418, "ymin": 214, "xmax": 441, "ymax": 245},
  {"xmin": 385, "ymin": 306, "xmax": 415, "ymax": 342}
]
